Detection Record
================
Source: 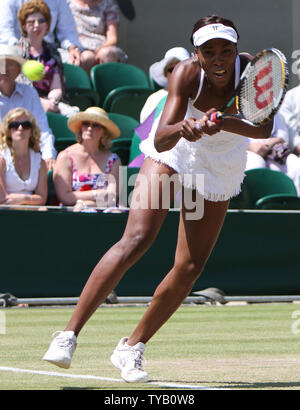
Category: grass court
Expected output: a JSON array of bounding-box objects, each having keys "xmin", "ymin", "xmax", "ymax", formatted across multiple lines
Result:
[{"xmin": 1, "ymin": 302, "xmax": 300, "ymax": 390}]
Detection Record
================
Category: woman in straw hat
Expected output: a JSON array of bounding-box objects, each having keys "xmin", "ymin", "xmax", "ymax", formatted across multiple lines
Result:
[
  {"xmin": 53, "ymin": 107, "xmax": 121, "ymax": 210},
  {"xmin": 44, "ymin": 15, "xmax": 272, "ymax": 382}
]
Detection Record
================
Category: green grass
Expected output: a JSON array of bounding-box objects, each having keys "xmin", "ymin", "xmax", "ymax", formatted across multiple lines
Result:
[{"xmin": 1, "ymin": 303, "xmax": 300, "ymax": 390}]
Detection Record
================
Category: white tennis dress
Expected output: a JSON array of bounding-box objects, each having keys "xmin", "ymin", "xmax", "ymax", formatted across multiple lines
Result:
[{"xmin": 140, "ymin": 56, "xmax": 250, "ymax": 202}]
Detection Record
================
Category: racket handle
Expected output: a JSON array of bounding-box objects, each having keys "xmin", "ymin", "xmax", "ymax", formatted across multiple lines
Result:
[{"xmin": 210, "ymin": 111, "xmax": 223, "ymax": 123}]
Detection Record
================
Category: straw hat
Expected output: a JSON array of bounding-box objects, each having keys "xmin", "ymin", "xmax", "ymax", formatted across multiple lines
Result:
[
  {"xmin": 0, "ymin": 44, "xmax": 25, "ymax": 66},
  {"xmin": 67, "ymin": 107, "xmax": 120, "ymax": 139},
  {"xmin": 149, "ymin": 47, "xmax": 190, "ymax": 88}
]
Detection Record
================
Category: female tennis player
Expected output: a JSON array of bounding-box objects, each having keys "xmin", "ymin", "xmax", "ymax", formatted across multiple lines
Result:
[{"xmin": 43, "ymin": 15, "xmax": 274, "ymax": 382}]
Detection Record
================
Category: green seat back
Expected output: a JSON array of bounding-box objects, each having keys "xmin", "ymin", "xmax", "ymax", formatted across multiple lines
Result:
[
  {"xmin": 104, "ymin": 87, "xmax": 153, "ymax": 121},
  {"xmin": 108, "ymin": 113, "xmax": 139, "ymax": 140},
  {"xmin": 110, "ymin": 142, "xmax": 130, "ymax": 165},
  {"xmin": 63, "ymin": 63, "xmax": 99, "ymax": 110},
  {"xmin": 47, "ymin": 169, "xmax": 58, "ymax": 205},
  {"xmin": 67, "ymin": 89, "xmax": 100, "ymax": 111},
  {"xmin": 63, "ymin": 63, "xmax": 92, "ymax": 89},
  {"xmin": 230, "ymin": 168, "xmax": 297, "ymax": 209},
  {"xmin": 47, "ymin": 112, "xmax": 76, "ymax": 152},
  {"xmin": 256, "ymin": 193, "xmax": 300, "ymax": 210},
  {"xmin": 128, "ymin": 94, "xmax": 167, "ymax": 164},
  {"xmin": 90, "ymin": 62, "xmax": 149, "ymax": 106}
]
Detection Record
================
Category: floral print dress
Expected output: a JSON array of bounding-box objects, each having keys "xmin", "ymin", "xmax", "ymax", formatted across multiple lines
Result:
[{"xmin": 65, "ymin": 149, "xmax": 119, "ymax": 192}]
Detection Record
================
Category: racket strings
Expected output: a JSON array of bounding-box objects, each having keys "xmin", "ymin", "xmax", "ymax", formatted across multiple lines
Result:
[{"xmin": 239, "ymin": 52, "xmax": 286, "ymax": 124}]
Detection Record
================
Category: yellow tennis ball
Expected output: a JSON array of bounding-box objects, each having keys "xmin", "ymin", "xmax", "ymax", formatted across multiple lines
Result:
[{"xmin": 22, "ymin": 60, "xmax": 45, "ymax": 81}]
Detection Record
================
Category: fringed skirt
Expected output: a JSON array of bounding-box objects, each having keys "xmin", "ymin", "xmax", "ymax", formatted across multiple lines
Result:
[{"xmin": 140, "ymin": 116, "xmax": 249, "ymax": 202}]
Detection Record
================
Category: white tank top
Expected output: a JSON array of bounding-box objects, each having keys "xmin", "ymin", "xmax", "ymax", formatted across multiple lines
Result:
[{"xmin": 1, "ymin": 147, "xmax": 42, "ymax": 194}]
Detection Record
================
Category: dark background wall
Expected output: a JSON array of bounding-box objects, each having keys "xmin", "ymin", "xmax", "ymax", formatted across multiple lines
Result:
[{"xmin": 118, "ymin": 0, "xmax": 300, "ymax": 88}]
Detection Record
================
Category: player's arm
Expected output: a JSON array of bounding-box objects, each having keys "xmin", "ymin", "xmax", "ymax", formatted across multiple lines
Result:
[
  {"xmin": 221, "ymin": 116, "xmax": 274, "ymax": 139},
  {"xmin": 154, "ymin": 62, "xmax": 203, "ymax": 153}
]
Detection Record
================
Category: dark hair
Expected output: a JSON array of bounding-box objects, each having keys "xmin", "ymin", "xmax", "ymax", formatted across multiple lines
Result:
[{"xmin": 190, "ymin": 15, "xmax": 240, "ymax": 45}]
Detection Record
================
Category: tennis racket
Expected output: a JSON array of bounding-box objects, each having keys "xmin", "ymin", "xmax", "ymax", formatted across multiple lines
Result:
[{"xmin": 210, "ymin": 48, "xmax": 289, "ymax": 125}]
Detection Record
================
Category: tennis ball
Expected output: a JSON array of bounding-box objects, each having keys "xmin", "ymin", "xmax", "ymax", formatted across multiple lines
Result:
[{"xmin": 22, "ymin": 60, "xmax": 45, "ymax": 81}]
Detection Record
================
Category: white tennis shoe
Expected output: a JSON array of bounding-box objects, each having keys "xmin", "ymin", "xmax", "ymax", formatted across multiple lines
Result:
[
  {"xmin": 43, "ymin": 330, "xmax": 77, "ymax": 369},
  {"xmin": 110, "ymin": 337, "xmax": 149, "ymax": 383}
]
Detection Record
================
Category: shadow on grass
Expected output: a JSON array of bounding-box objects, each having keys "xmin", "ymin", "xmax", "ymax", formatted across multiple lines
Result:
[{"xmin": 61, "ymin": 380, "xmax": 300, "ymax": 390}]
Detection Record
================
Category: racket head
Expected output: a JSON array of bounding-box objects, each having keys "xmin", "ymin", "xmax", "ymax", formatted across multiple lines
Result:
[{"xmin": 237, "ymin": 48, "xmax": 289, "ymax": 125}]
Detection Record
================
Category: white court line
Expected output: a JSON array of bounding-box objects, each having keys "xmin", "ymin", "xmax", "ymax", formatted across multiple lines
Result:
[{"xmin": 0, "ymin": 366, "xmax": 226, "ymax": 390}]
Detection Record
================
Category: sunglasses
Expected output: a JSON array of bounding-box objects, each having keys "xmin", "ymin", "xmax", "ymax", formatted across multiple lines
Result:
[
  {"xmin": 9, "ymin": 121, "xmax": 32, "ymax": 130},
  {"xmin": 82, "ymin": 121, "xmax": 103, "ymax": 129},
  {"xmin": 26, "ymin": 18, "xmax": 47, "ymax": 26}
]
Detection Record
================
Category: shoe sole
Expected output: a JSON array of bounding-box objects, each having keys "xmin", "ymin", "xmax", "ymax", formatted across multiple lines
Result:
[
  {"xmin": 42, "ymin": 356, "xmax": 71, "ymax": 369},
  {"xmin": 122, "ymin": 373, "xmax": 149, "ymax": 383}
]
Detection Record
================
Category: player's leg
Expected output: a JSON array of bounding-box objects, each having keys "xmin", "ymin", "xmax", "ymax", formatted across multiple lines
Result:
[
  {"xmin": 110, "ymin": 196, "xmax": 229, "ymax": 382},
  {"xmin": 43, "ymin": 158, "xmax": 177, "ymax": 368},
  {"xmin": 128, "ymin": 197, "xmax": 230, "ymax": 345}
]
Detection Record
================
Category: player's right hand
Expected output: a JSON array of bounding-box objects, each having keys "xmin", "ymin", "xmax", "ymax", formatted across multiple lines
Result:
[{"xmin": 180, "ymin": 117, "xmax": 204, "ymax": 142}]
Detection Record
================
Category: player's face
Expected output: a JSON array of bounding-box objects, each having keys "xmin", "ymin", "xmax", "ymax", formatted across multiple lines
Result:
[{"xmin": 196, "ymin": 39, "xmax": 237, "ymax": 88}]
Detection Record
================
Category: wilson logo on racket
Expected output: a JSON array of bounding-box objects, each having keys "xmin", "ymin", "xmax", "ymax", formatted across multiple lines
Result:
[
  {"xmin": 254, "ymin": 61, "xmax": 274, "ymax": 110},
  {"xmin": 209, "ymin": 48, "xmax": 289, "ymax": 126}
]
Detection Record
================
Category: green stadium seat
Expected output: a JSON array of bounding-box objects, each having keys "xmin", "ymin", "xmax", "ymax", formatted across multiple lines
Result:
[
  {"xmin": 47, "ymin": 112, "xmax": 76, "ymax": 152},
  {"xmin": 255, "ymin": 193, "xmax": 300, "ymax": 210},
  {"xmin": 90, "ymin": 62, "xmax": 150, "ymax": 107},
  {"xmin": 103, "ymin": 86, "xmax": 153, "ymax": 121},
  {"xmin": 108, "ymin": 112, "xmax": 139, "ymax": 140},
  {"xmin": 149, "ymin": 75, "xmax": 163, "ymax": 92},
  {"xmin": 229, "ymin": 168, "xmax": 298, "ymax": 209},
  {"xmin": 47, "ymin": 169, "xmax": 58, "ymax": 205},
  {"xmin": 108, "ymin": 113, "xmax": 139, "ymax": 166},
  {"xmin": 63, "ymin": 63, "xmax": 99, "ymax": 110}
]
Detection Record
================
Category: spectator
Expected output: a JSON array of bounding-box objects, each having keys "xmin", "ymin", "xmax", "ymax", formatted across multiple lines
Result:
[
  {"xmin": 0, "ymin": 0, "xmax": 82, "ymax": 66},
  {"xmin": 67, "ymin": 0, "xmax": 127, "ymax": 74},
  {"xmin": 140, "ymin": 47, "xmax": 190, "ymax": 123},
  {"xmin": 0, "ymin": 107, "xmax": 47, "ymax": 205},
  {"xmin": 278, "ymin": 62, "xmax": 300, "ymax": 157},
  {"xmin": 130, "ymin": 48, "xmax": 190, "ymax": 168},
  {"xmin": 17, "ymin": 0, "xmax": 79, "ymax": 117},
  {"xmin": 0, "ymin": 44, "xmax": 57, "ymax": 169},
  {"xmin": 245, "ymin": 112, "xmax": 300, "ymax": 195},
  {"xmin": 53, "ymin": 106, "xmax": 121, "ymax": 210}
]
